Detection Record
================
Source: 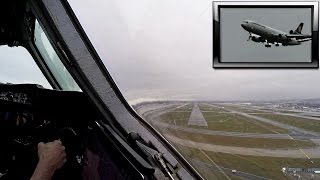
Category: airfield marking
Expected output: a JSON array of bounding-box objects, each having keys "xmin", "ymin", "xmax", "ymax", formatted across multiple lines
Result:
[
  {"xmin": 299, "ymin": 149, "xmax": 311, "ymax": 159},
  {"xmin": 288, "ymin": 135, "xmax": 294, "ymax": 140},
  {"xmin": 199, "ymin": 149, "xmax": 232, "ymax": 180}
]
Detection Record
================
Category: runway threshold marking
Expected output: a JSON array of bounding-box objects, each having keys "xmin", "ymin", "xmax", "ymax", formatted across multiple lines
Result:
[
  {"xmin": 199, "ymin": 149, "xmax": 231, "ymax": 180},
  {"xmin": 299, "ymin": 149, "xmax": 311, "ymax": 159}
]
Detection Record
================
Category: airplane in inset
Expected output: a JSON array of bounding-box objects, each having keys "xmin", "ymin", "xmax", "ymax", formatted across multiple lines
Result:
[{"xmin": 241, "ymin": 20, "xmax": 312, "ymax": 48}]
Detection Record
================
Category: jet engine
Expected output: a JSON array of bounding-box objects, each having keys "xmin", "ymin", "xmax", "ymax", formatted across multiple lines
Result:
[
  {"xmin": 251, "ymin": 36, "xmax": 259, "ymax": 42},
  {"xmin": 251, "ymin": 36, "xmax": 265, "ymax": 43},
  {"xmin": 286, "ymin": 38, "xmax": 300, "ymax": 45},
  {"xmin": 289, "ymin": 30, "xmax": 294, "ymax": 34}
]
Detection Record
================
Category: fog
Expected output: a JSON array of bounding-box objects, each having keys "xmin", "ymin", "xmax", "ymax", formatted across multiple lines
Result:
[{"xmin": 2, "ymin": 0, "xmax": 320, "ymax": 104}]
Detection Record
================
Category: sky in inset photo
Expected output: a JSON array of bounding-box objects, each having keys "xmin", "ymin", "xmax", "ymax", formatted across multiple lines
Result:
[{"xmin": 220, "ymin": 8, "xmax": 312, "ymax": 63}]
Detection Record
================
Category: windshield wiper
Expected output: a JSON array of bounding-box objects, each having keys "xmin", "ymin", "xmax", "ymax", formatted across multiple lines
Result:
[
  {"xmin": 95, "ymin": 121, "xmax": 155, "ymax": 177},
  {"xmin": 128, "ymin": 132, "xmax": 179, "ymax": 180}
]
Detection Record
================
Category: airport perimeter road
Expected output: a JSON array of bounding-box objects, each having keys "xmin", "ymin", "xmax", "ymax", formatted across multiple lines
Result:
[
  {"xmin": 164, "ymin": 134, "xmax": 320, "ymax": 158},
  {"xmin": 206, "ymin": 104, "xmax": 320, "ymax": 138}
]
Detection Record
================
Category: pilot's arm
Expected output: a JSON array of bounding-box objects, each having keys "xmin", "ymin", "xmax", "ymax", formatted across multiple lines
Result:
[{"xmin": 30, "ymin": 140, "xmax": 67, "ymax": 180}]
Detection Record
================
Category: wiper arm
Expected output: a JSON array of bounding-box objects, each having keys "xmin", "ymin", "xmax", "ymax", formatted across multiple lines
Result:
[
  {"xmin": 97, "ymin": 121, "xmax": 179, "ymax": 179},
  {"xmin": 96, "ymin": 121, "xmax": 155, "ymax": 176},
  {"xmin": 128, "ymin": 132, "xmax": 179, "ymax": 180}
]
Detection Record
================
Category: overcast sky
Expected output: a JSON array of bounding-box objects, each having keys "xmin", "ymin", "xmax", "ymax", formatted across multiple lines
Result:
[
  {"xmin": 1, "ymin": 0, "xmax": 320, "ymax": 104},
  {"xmin": 66, "ymin": 0, "xmax": 320, "ymax": 103},
  {"xmin": 220, "ymin": 8, "xmax": 312, "ymax": 62},
  {"xmin": 0, "ymin": 47, "xmax": 51, "ymax": 88}
]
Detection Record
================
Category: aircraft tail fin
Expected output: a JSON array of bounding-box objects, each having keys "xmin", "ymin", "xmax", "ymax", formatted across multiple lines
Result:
[{"xmin": 294, "ymin": 23, "xmax": 304, "ymax": 34}]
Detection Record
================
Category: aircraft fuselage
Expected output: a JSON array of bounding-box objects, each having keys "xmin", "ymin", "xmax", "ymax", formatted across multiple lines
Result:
[{"xmin": 241, "ymin": 21, "xmax": 301, "ymax": 46}]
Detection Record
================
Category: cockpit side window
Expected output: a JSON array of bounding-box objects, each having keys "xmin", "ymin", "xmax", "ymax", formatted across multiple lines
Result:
[
  {"xmin": 34, "ymin": 20, "xmax": 81, "ymax": 91},
  {"xmin": 0, "ymin": 45, "xmax": 51, "ymax": 88}
]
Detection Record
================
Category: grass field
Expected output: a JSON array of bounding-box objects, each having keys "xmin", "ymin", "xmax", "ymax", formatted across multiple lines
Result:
[
  {"xmin": 237, "ymin": 114, "xmax": 289, "ymax": 134},
  {"xmin": 205, "ymin": 151, "xmax": 320, "ymax": 180},
  {"xmin": 172, "ymin": 104, "xmax": 193, "ymax": 111},
  {"xmin": 173, "ymin": 144, "xmax": 320, "ymax": 180},
  {"xmin": 156, "ymin": 103, "xmax": 320, "ymax": 179},
  {"xmin": 198, "ymin": 104, "xmax": 228, "ymax": 112},
  {"xmin": 279, "ymin": 110, "xmax": 302, "ymax": 114},
  {"xmin": 219, "ymin": 105, "xmax": 268, "ymax": 113},
  {"xmin": 255, "ymin": 114, "xmax": 320, "ymax": 133},
  {"xmin": 172, "ymin": 144, "xmax": 241, "ymax": 180},
  {"xmin": 160, "ymin": 109, "xmax": 289, "ymax": 134},
  {"xmin": 160, "ymin": 111, "xmax": 191, "ymax": 125},
  {"xmin": 166, "ymin": 129, "xmax": 316, "ymax": 149},
  {"xmin": 202, "ymin": 112, "xmax": 288, "ymax": 134}
]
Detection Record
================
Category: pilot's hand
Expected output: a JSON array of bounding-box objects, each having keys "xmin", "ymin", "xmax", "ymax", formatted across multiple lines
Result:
[
  {"xmin": 37, "ymin": 140, "xmax": 67, "ymax": 170},
  {"xmin": 30, "ymin": 140, "xmax": 66, "ymax": 180}
]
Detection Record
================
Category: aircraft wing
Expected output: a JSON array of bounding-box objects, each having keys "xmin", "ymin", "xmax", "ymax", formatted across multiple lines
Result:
[
  {"xmin": 297, "ymin": 38, "xmax": 312, "ymax": 42},
  {"xmin": 286, "ymin": 34, "xmax": 312, "ymax": 39}
]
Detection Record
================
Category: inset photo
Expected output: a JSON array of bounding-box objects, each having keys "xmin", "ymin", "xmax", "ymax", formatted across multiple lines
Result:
[{"xmin": 213, "ymin": 1, "xmax": 319, "ymax": 68}]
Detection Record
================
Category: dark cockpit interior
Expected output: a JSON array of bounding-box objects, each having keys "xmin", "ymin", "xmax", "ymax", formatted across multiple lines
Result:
[{"xmin": 0, "ymin": 83, "xmax": 96, "ymax": 179}]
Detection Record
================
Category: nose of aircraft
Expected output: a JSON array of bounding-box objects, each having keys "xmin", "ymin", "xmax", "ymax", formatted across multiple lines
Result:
[{"xmin": 241, "ymin": 23, "xmax": 246, "ymax": 29}]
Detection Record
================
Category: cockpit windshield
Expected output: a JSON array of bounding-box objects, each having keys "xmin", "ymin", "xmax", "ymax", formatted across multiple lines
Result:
[{"xmin": 67, "ymin": 0, "xmax": 320, "ymax": 179}]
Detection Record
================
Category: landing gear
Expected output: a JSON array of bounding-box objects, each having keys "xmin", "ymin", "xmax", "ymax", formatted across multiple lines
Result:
[
  {"xmin": 265, "ymin": 41, "xmax": 272, "ymax": 48},
  {"xmin": 275, "ymin": 43, "xmax": 279, "ymax": 47},
  {"xmin": 247, "ymin": 33, "xmax": 252, "ymax": 41}
]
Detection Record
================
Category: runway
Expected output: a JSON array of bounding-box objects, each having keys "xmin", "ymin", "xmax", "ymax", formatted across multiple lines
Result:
[{"xmin": 188, "ymin": 104, "xmax": 208, "ymax": 126}]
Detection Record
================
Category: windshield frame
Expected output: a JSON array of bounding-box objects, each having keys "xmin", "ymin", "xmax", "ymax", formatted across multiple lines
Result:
[
  {"xmin": 28, "ymin": 0, "xmax": 205, "ymax": 179},
  {"xmin": 0, "ymin": 0, "xmax": 206, "ymax": 178}
]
